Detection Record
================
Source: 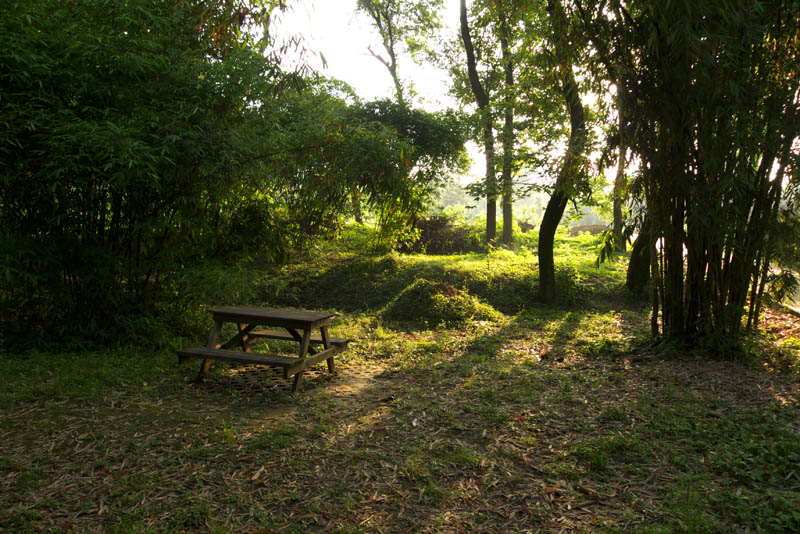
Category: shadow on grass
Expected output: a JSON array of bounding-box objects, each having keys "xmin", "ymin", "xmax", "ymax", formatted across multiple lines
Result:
[
  {"xmin": 260, "ymin": 253, "xmax": 546, "ymax": 316},
  {"xmin": 458, "ymin": 291, "xmax": 650, "ymax": 365},
  {"xmin": 3, "ymin": 302, "xmax": 798, "ymax": 534}
]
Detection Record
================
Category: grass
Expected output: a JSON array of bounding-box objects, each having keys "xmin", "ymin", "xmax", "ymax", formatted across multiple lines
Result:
[{"xmin": 1, "ymin": 229, "xmax": 798, "ymax": 533}]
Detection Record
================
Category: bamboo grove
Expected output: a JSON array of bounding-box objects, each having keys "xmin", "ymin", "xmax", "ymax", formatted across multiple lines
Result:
[{"xmin": 574, "ymin": 0, "xmax": 800, "ymax": 344}]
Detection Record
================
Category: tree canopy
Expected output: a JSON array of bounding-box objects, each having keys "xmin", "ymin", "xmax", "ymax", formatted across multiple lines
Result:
[
  {"xmin": 0, "ymin": 0, "xmax": 466, "ymax": 345},
  {"xmin": 1, "ymin": 0, "xmax": 797, "ymax": 352}
]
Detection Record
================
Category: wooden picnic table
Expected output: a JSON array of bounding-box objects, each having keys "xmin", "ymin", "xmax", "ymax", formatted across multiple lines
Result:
[{"xmin": 177, "ymin": 306, "xmax": 349, "ymax": 392}]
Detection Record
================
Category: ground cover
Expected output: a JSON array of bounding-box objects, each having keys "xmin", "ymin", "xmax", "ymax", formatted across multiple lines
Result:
[{"xmin": 2, "ymin": 234, "xmax": 799, "ymax": 533}]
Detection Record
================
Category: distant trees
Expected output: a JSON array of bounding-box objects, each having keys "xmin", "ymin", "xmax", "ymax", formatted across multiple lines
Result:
[
  {"xmin": 454, "ymin": 0, "xmax": 595, "ymax": 299},
  {"xmin": 455, "ymin": 0, "xmax": 557, "ymax": 247},
  {"xmin": 355, "ymin": 0, "xmax": 460, "ymax": 230},
  {"xmin": 357, "ymin": 0, "xmax": 444, "ymax": 105},
  {"xmin": 454, "ymin": 0, "xmax": 799, "ymax": 335}
]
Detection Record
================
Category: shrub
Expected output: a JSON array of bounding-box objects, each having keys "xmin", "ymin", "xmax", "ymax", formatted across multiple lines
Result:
[
  {"xmin": 381, "ymin": 278, "xmax": 501, "ymax": 327},
  {"xmin": 402, "ymin": 215, "xmax": 483, "ymax": 255},
  {"xmin": 554, "ymin": 265, "xmax": 589, "ymax": 306}
]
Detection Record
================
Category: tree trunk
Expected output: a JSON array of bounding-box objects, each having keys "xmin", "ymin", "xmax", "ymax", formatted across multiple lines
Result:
[
  {"xmin": 612, "ymin": 146, "xmax": 627, "ymax": 252},
  {"xmin": 352, "ymin": 190, "xmax": 363, "ymax": 224},
  {"xmin": 538, "ymin": 0, "xmax": 586, "ymax": 303},
  {"xmin": 484, "ymin": 118, "xmax": 498, "ymax": 244},
  {"xmin": 499, "ymin": 1, "xmax": 515, "ymax": 245},
  {"xmin": 626, "ymin": 217, "xmax": 650, "ymax": 293},
  {"xmin": 363, "ymin": 2, "xmax": 406, "ymax": 106},
  {"xmin": 460, "ymin": 0, "xmax": 497, "ymax": 244},
  {"xmin": 538, "ymin": 190, "xmax": 568, "ymax": 303}
]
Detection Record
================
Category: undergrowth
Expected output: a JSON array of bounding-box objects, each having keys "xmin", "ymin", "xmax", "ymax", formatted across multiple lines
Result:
[{"xmin": 381, "ymin": 278, "xmax": 502, "ymax": 328}]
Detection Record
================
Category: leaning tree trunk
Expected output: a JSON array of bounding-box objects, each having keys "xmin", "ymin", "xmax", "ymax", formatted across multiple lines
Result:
[
  {"xmin": 538, "ymin": 190, "xmax": 569, "ymax": 303},
  {"xmin": 537, "ymin": 0, "xmax": 586, "ymax": 303},
  {"xmin": 460, "ymin": 0, "xmax": 497, "ymax": 244}
]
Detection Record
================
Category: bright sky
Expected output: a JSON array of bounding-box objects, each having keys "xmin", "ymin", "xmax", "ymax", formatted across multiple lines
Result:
[
  {"xmin": 272, "ymin": 1, "xmax": 482, "ymax": 183},
  {"xmin": 273, "ymin": 0, "xmax": 463, "ymax": 109}
]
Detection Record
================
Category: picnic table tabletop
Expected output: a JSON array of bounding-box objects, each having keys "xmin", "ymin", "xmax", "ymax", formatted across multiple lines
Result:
[{"xmin": 209, "ymin": 306, "xmax": 336, "ymax": 329}]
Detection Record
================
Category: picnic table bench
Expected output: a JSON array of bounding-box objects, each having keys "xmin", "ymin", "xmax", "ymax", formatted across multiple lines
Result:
[{"xmin": 178, "ymin": 306, "xmax": 349, "ymax": 392}]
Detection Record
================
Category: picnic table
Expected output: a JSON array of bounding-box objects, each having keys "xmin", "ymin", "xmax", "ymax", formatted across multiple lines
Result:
[{"xmin": 177, "ymin": 306, "xmax": 349, "ymax": 392}]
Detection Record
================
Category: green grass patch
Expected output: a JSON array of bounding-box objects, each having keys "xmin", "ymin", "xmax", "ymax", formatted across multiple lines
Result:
[
  {"xmin": 382, "ymin": 278, "xmax": 502, "ymax": 328},
  {"xmin": 248, "ymin": 424, "xmax": 299, "ymax": 454},
  {"xmin": 0, "ymin": 349, "xmax": 176, "ymax": 409}
]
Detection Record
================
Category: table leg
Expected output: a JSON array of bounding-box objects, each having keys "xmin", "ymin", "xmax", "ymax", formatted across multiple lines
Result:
[
  {"xmin": 291, "ymin": 371, "xmax": 304, "ymax": 392},
  {"xmin": 320, "ymin": 326, "xmax": 335, "ymax": 374},
  {"xmin": 290, "ymin": 329, "xmax": 312, "ymax": 393},
  {"xmin": 237, "ymin": 323, "xmax": 251, "ymax": 352},
  {"xmin": 198, "ymin": 320, "xmax": 222, "ymax": 380}
]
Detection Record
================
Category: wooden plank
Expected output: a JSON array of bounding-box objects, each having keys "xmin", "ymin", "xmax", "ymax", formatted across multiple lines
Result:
[
  {"xmin": 237, "ymin": 323, "xmax": 250, "ymax": 352},
  {"xmin": 248, "ymin": 329, "xmax": 350, "ymax": 346},
  {"xmin": 218, "ymin": 323, "xmax": 258, "ymax": 350},
  {"xmin": 209, "ymin": 306, "xmax": 335, "ymax": 330},
  {"xmin": 291, "ymin": 328, "xmax": 312, "ymax": 390},
  {"xmin": 321, "ymin": 326, "xmax": 334, "ymax": 374},
  {"xmin": 292, "ymin": 370, "xmax": 304, "ymax": 392},
  {"xmin": 185, "ymin": 320, "xmax": 223, "ymax": 373},
  {"xmin": 285, "ymin": 327, "xmax": 304, "ymax": 344},
  {"xmin": 301, "ymin": 344, "xmax": 347, "ymax": 368},
  {"xmin": 207, "ymin": 321, "xmax": 222, "ymax": 348},
  {"xmin": 299, "ymin": 328, "xmax": 312, "ymax": 357},
  {"xmin": 178, "ymin": 347, "xmax": 299, "ymax": 369}
]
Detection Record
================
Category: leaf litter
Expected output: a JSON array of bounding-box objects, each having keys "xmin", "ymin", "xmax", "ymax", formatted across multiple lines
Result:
[{"xmin": 1, "ymin": 307, "xmax": 799, "ymax": 532}]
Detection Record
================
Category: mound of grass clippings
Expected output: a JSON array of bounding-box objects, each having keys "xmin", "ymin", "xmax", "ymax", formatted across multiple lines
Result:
[{"xmin": 381, "ymin": 278, "xmax": 502, "ymax": 327}]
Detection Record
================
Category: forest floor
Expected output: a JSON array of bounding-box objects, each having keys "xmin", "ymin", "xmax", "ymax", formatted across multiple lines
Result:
[{"xmin": 2, "ymin": 239, "xmax": 800, "ymax": 533}]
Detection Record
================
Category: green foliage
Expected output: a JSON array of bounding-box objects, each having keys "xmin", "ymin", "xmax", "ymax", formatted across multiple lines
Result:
[
  {"xmin": 579, "ymin": 0, "xmax": 800, "ymax": 343},
  {"xmin": 553, "ymin": 265, "xmax": 588, "ymax": 306},
  {"xmin": 401, "ymin": 215, "xmax": 484, "ymax": 254},
  {"xmin": 349, "ymin": 99, "xmax": 469, "ymax": 251},
  {"xmin": 0, "ymin": 0, "xmax": 285, "ymax": 346},
  {"xmin": 764, "ymin": 209, "xmax": 800, "ymax": 307},
  {"xmin": 594, "ymin": 230, "xmax": 617, "ymax": 267},
  {"xmin": 0, "ymin": 1, "xmax": 466, "ymax": 349},
  {"xmin": 381, "ymin": 278, "xmax": 502, "ymax": 327}
]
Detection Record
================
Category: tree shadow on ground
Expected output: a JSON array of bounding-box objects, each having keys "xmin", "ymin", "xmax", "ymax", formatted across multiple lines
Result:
[
  {"xmin": 459, "ymin": 291, "xmax": 650, "ymax": 365},
  {"xmin": 3, "ymin": 305, "xmax": 799, "ymax": 533}
]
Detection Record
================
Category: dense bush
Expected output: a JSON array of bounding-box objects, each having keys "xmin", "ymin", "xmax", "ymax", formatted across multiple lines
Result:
[
  {"xmin": 0, "ymin": 0, "xmax": 284, "ymax": 348},
  {"xmin": 381, "ymin": 278, "xmax": 501, "ymax": 327},
  {"xmin": 401, "ymin": 215, "xmax": 482, "ymax": 254}
]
